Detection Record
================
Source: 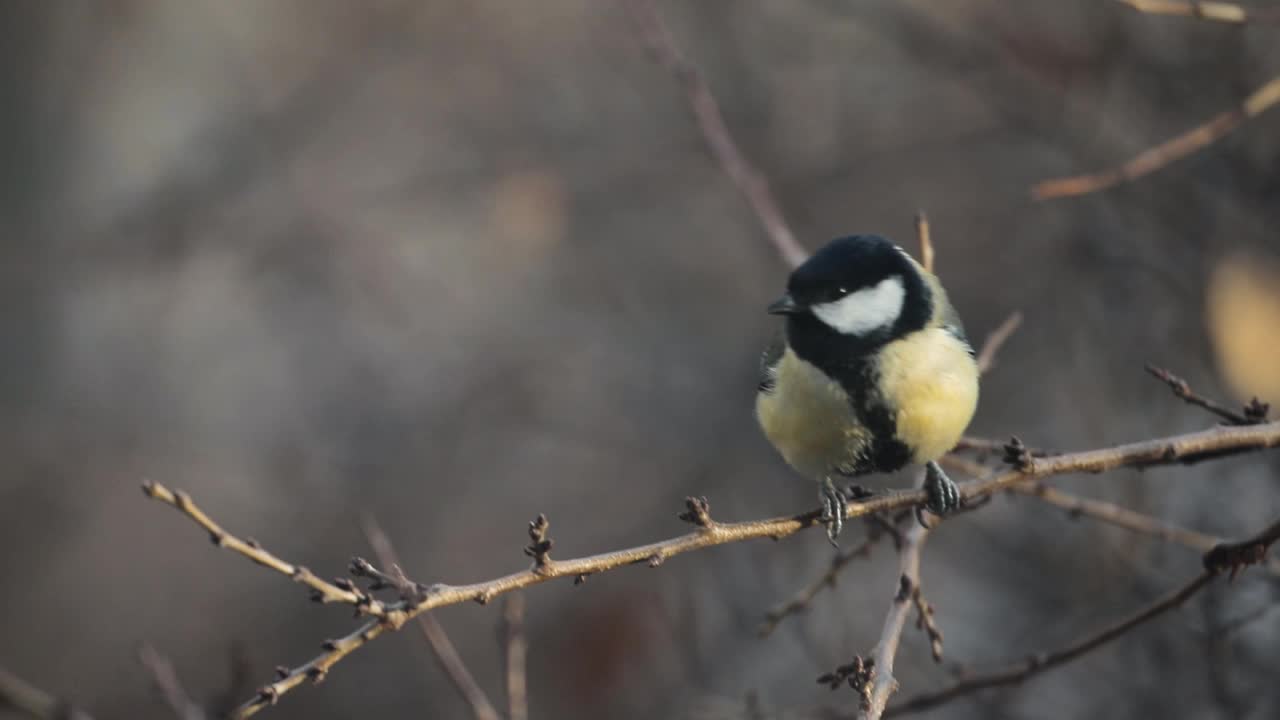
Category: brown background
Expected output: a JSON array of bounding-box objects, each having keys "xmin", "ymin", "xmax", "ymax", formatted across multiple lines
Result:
[{"xmin": 2, "ymin": 1, "xmax": 1278, "ymax": 718}]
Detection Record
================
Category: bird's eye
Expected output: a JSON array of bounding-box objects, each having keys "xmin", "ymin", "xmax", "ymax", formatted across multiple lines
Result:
[{"xmin": 830, "ymin": 287, "xmax": 849, "ymax": 300}]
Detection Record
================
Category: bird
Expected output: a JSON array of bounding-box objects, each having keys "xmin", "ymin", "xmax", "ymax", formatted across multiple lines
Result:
[{"xmin": 755, "ymin": 234, "xmax": 979, "ymax": 544}]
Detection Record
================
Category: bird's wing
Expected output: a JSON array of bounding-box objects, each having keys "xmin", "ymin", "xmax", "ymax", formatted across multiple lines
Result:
[
  {"xmin": 757, "ymin": 333, "xmax": 785, "ymax": 393},
  {"xmin": 939, "ymin": 301, "xmax": 975, "ymax": 357}
]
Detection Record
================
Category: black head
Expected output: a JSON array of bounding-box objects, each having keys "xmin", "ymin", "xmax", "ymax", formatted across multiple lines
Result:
[{"xmin": 767, "ymin": 235, "xmax": 932, "ymax": 365}]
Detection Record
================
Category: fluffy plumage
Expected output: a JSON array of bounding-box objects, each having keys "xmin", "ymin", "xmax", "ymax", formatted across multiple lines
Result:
[{"xmin": 755, "ymin": 234, "xmax": 978, "ymax": 539}]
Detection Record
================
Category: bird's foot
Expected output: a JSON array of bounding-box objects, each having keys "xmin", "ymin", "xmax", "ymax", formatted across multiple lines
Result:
[
  {"xmin": 915, "ymin": 461, "xmax": 961, "ymax": 529},
  {"xmin": 819, "ymin": 477, "xmax": 848, "ymax": 547}
]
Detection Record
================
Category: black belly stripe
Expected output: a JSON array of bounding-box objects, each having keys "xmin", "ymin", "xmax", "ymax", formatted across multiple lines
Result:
[{"xmin": 830, "ymin": 357, "xmax": 913, "ymax": 475}]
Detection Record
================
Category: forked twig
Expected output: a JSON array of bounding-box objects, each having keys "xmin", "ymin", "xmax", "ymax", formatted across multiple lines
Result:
[
  {"xmin": 359, "ymin": 516, "xmax": 501, "ymax": 720},
  {"xmin": 885, "ymin": 570, "xmax": 1218, "ymax": 716}
]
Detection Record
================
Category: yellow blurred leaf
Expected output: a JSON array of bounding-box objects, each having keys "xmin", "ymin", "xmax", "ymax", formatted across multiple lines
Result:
[{"xmin": 1206, "ymin": 252, "xmax": 1280, "ymax": 404}]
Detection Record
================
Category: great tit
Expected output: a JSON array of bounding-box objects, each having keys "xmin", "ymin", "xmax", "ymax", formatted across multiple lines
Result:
[{"xmin": 755, "ymin": 234, "xmax": 979, "ymax": 543}]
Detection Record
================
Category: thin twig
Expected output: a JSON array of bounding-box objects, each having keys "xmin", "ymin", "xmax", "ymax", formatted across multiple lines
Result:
[
  {"xmin": 1114, "ymin": 0, "xmax": 1280, "ymax": 23},
  {"xmin": 359, "ymin": 517, "xmax": 502, "ymax": 720},
  {"xmin": 911, "ymin": 587, "xmax": 944, "ymax": 664},
  {"xmin": 1144, "ymin": 364, "xmax": 1262, "ymax": 425},
  {"xmin": 953, "ymin": 436, "xmax": 1054, "ymax": 458},
  {"xmin": 621, "ymin": 0, "xmax": 808, "ymax": 268},
  {"xmin": 0, "ymin": 667, "xmax": 93, "ymax": 720},
  {"xmin": 860, "ymin": 473, "xmax": 932, "ymax": 720},
  {"xmin": 974, "ymin": 312, "xmax": 1023, "ymax": 375},
  {"xmin": 138, "ymin": 644, "xmax": 206, "ymax": 720},
  {"xmin": 884, "ymin": 570, "xmax": 1219, "ymax": 717},
  {"xmin": 1032, "ymin": 73, "xmax": 1280, "ymax": 199},
  {"xmin": 759, "ymin": 518, "xmax": 898, "ymax": 637},
  {"xmin": 915, "ymin": 212, "xmax": 934, "ymax": 275},
  {"xmin": 139, "ymin": 482, "xmax": 389, "ymax": 617},
  {"xmin": 1008, "ymin": 482, "xmax": 1280, "ymax": 576},
  {"xmin": 502, "ymin": 594, "xmax": 529, "ymax": 720},
  {"xmin": 941, "ymin": 456, "xmax": 1280, "ymax": 577},
  {"xmin": 1202, "ymin": 516, "xmax": 1280, "ymax": 580},
  {"xmin": 143, "ymin": 421, "xmax": 1280, "ymax": 717}
]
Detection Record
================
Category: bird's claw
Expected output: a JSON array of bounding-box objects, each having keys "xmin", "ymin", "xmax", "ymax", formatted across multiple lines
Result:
[
  {"xmin": 819, "ymin": 478, "xmax": 848, "ymax": 547},
  {"xmin": 917, "ymin": 461, "xmax": 961, "ymax": 529}
]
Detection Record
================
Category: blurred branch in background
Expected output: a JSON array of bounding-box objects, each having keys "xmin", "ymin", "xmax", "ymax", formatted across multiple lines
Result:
[
  {"xmin": 1034, "ymin": 3, "xmax": 1280, "ymax": 199},
  {"xmin": 621, "ymin": 0, "xmax": 808, "ymax": 268},
  {"xmin": 885, "ymin": 568, "xmax": 1220, "ymax": 717},
  {"xmin": 1116, "ymin": 0, "xmax": 1280, "ymax": 23},
  {"xmin": 500, "ymin": 595, "xmax": 528, "ymax": 720},
  {"xmin": 0, "ymin": 666, "xmax": 94, "ymax": 720},
  {"xmin": 359, "ymin": 516, "xmax": 503, "ymax": 720},
  {"xmin": 137, "ymin": 644, "xmax": 206, "ymax": 720},
  {"xmin": 886, "ymin": 510, "xmax": 1280, "ymax": 716},
  {"xmin": 759, "ymin": 515, "xmax": 901, "ymax": 638},
  {"xmin": 1032, "ymin": 73, "xmax": 1280, "ymax": 199}
]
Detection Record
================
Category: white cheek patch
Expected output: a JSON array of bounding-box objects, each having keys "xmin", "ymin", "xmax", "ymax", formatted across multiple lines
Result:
[{"xmin": 811, "ymin": 276, "xmax": 905, "ymax": 336}]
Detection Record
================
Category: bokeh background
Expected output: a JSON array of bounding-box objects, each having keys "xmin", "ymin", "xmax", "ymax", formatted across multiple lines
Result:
[{"xmin": 2, "ymin": 1, "xmax": 1279, "ymax": 718}]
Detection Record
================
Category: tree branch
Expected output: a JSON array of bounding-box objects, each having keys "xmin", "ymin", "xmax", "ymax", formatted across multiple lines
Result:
[
  {"xmin": 1032, "ymin": 73, "xmax": 1280, "ymax": 199},
  {"xmin": 139, "ymin": 483, "xmax": 391, "ymax": 617},
  {"xmin": 860, "ymin": 474, "xmax": 932, "ymax": 720},
  {"xmin": 759, "ymin": 514, "xmax": 902, "ymax": 637},
  {"xmin": 974, "ymin": 313, "xmax": 1023, "ymax": 375},
  {"xmin": 884, "ymin": 569, "xmax": 1218, "ymax": 717},
  {"xmin": 138, "ymin": 644, "xmax": 206, "ymax": 720},
  {"xmin": 143, "ymin": 420, "xmax": 1280, "ymax": 717},
  {"xmin": 0, "ymin": 667, "xmax": 93, "ymax": 720},
  {"xmin": 1008, "ymin": 481, "xmax": 1280, "ymax": 575},
  {"xmin": 886, "ymin": 512, "xmax": 1280, "ymax": 716},
  {"xmin": 359, "ymin": 516, "xmax": 502, "ymax": 720},
  {"xmin": 501, "ymin": 594, "xmax": 529, "ymax": 720},
  {"xmin": 1144, "ymin": 364, "xmax": 1268, "ymax": 425},
  {"xmin": 621, "ymin": 0, "xmax": 808, "ymax": 268}
]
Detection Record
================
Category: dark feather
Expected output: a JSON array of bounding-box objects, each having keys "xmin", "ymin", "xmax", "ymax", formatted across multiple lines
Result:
[{"xmin": 757, "ymin": 333, "xmax": 785, "ymax": 393}]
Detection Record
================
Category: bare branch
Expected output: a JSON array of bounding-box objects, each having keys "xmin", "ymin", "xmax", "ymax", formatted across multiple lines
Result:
[
  {"xmin": 0, "ymin": 667, "xmax": 93, "ymax": 720},
  {"xmin": 1203, "ymin": 516, "xmax": 1280, "ymax": 579},
  {"xmin": 884, "ymin": 570, "xmax": 1218, "ymax": 717},
  {"xmin": 621, "ymin": 0, "xmax": 808, "ymax": 268},
  {"xmin": 139, "ymin": 482, "xmax": 389, "ymax": 617},
  {"xmin": 949, "ymin": 461, "xmax": 1280, "ymax": 576},
  {"xmin": 143, "ymin": 420, "xmax": 1280, "ymax": 716},
  {"xmin": 1145, "ymin": 364, "xmax": 1268, "ymax": 425},
  {"xmin": 759, "ymin": 515, "xmax": 901, "ymax": 637},
  {"xmin": 359, "ymin": 517, "xmax": 502, "ymax": 720},
  {"xmin": 502, "ymin": 594, "xmax": 529, "ymax": 720},
  {"xmin": 138, "ymin": 644, "xmax": 206, "ymax": 720},
  {"xmin": 974, "ymin": 312, "xmax": 1023, "ymax": 375},
  {"xmin": 1032, "ymin": 73, "xmax": 1280, "ymax": 199},
  {"xmin": 860, "ymin": 474, "xmax": 932, "ymax": 720},
  {"xmin": 953, "ymin": 436, "xmax": 1054, "ymax": 458},
  {"xmin": 911, "ymin": 587, "xmax": 944, "ymax": 664},
  {"xmin": 1114, "ymin": 0, "xmax": 1280, "ymax": 23}
]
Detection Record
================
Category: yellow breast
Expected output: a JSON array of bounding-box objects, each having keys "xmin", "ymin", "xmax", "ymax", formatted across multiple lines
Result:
[
  {"xmin": 755, "ymin": 348, "xmax": 872, "ymax": 478},
  {"xmin": 875, "ymin": 328, "xmax": 979, "ymax": 463}
]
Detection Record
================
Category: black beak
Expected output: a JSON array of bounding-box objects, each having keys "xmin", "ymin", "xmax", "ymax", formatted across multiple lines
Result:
[{"xmin": 767, "ymin": 293, "xmax": 803, "ymax": 315}]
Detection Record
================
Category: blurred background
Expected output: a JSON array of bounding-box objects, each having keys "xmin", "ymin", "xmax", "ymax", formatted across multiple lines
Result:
[{"xmin": 2, "ymin": 1, "xmax": 1279, "ymax": 718}]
